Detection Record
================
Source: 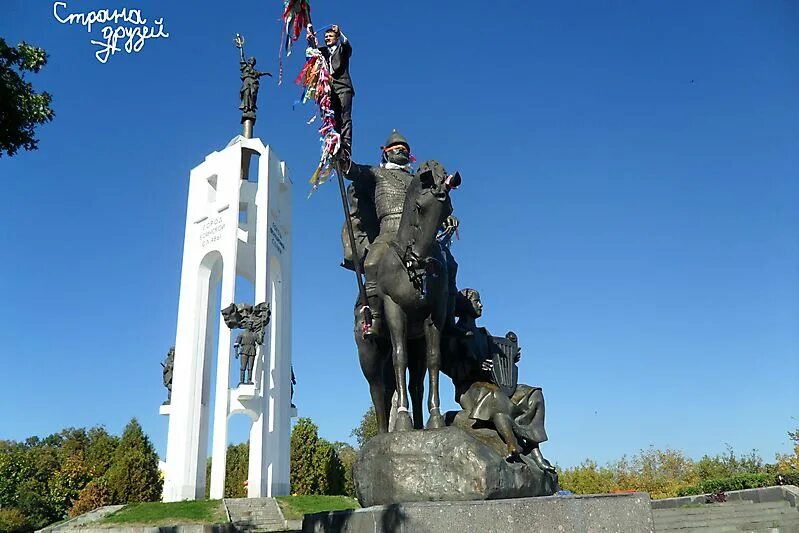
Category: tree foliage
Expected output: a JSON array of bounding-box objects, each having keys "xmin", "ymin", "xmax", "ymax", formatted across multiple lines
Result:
[
  {"xmin": 0, "ymin": 38, "xmax": 54, "ymax": 157},
  {"xmin": 557, "ymin": 459, "xmax": 617, "ymax": 496},
  {"xmin": 289, "ymin": 418, "xmax": 345, "ymax": 496},
  {"xmin": 559, "ymin": 442, "xmax": 799, "ymax": 500},
  {"xmin": 0, "ymin": 508, "xmax": 29, "ymax": 533},
  {"xmin": 333, "ymin": 442, "xmax": 358, "ymax": 498},
  {"xmin": 69, "ymin": 479, "xmax": 111, "ymax": 518},
  {"xmin": 776, "ymin": 427, "xmax": 799, "ymax": 473},
  {"xmin": 695, "ymin": 446, "xmax": 765, "ymax": 481},
  {"xmin": 104, "ymin": 419, "xmax": 162, "ymax": 504},
  {"xmin": 224, "ymin": 442, "xmax": 249, "ymax": 498},
  {"xmin": 0, "ymin": 420, "xmax": 160, "ymax": 531},
  {"xmin": 350, "ymin": 407, "xmax": 378, "ymax": 448}
]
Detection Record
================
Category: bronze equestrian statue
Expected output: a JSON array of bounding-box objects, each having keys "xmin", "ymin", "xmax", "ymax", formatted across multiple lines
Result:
[
  {"xmin": 346, "ymin": 150, "xmax": 460, "ymax": 432},
  {"xmin": 375, "ymin": 160, "xmax": 460, "ymax": 431}
]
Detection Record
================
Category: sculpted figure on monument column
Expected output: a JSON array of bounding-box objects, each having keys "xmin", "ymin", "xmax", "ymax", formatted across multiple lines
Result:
[
  {"xmin": 234, "ymin": 34, "xmax": 272, "ymax": 122},
  {"xmin": 234, "ymin": 330, "xmax": 259, "ymax": 385},
  {"xmin": 162, "ymin": 346, "xmax": 175, "ymax": 404},
  {"xmin": 221, "ymin": 302, "xmax": 271, "ymax": 386}
]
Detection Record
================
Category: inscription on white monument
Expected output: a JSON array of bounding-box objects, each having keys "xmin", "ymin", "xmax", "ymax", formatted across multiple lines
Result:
[
  {"xmin": 270, "ymin": 222, "xmax": 285, "ymax": 255},
  {"xmin": 200, "ymin": 217, "xmax": 225, "ymax": 247}
]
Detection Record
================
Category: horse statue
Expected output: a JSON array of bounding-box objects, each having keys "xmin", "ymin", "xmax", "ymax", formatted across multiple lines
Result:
[{"xmin": 354, "ymin": 160, "xmax": 461, "ymax": 432}]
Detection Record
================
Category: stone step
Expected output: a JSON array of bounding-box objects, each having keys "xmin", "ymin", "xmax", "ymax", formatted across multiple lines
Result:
[
  {"xmin": 655, "ymin": 515, "xmax": 798, "ymax": 530},
  {"xmin": 655, "ymin": 510, "xmax": 797, "ymax": 524},
  {"xmin": 654, "ymin": 512, "xmax": 799, "ymax": 532},
  {"xmin": 654, "ymin": 502, "xmax": 790, "ymax": 516},
  {"xmin": 656, "ymin": 510, "xmax": 794, "ymax": 522},
  {"xmin": 224, "ymin": 497, "xmax": 287, "ymax": 533},
  {"xmin": 657, "ymin": 525, "xmax": 798, "ymax": 533},
  {"xmin": 655, "ymin": 509, "xmax": 795, "ymax": 522},
  {"xmin": 654, "ymin": 507, "xmax": 795, "ymax": 524}
]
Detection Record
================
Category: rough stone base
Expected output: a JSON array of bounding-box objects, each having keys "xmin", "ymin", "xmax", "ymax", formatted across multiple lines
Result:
[
  {"xmin": 354, "ymin": 426, "xmax": 558, "ymax": 507},
  {"xmin": 302, "ymin": 492, "xmax": 654, "ymax": 533}
]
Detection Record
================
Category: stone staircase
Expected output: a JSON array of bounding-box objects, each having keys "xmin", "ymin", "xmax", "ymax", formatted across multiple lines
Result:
[
  {"xmin": 223, "ymin": 498, "xmax": 292, "ymax": 532},
  {"xmin": 652, "ymin": 486, "xmax": 799, "ymax": 533}
]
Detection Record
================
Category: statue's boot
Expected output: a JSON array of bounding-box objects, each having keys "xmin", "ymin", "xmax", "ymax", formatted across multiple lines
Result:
[
  {"xmin": 363, "ymin": 292, "xmax": 382, "ymax": 338},
  {"xmin": 528, "ymin": 446, "xmax": 556, "ymax": 473},
  {"xmin": 240, "ymin": 369, "xmax": 246, "ymax": 385}
]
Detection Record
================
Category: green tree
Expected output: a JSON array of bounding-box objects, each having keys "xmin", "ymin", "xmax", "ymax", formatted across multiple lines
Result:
[
  {"xmin": 611, "ymin": 447, "xmax": 698, "ymax": 499},
  {"xmin": 0, "ymin": 38, "xmax": 55, "ymax": 157},
  {"xmin": 558, "ymin": 459, "xmax": 617, "ymax": 495},
  {"xmin": 0, "ymin": 508, "xmax": 29, "ymax": 533},
  {"xmin": 290, "ymin": 418, "xmax": 323, "ymax": 495},
  {"xmin": 776, "ymin": 427, "xmax": 799, "ymax": 472},
  {"xmin": 69, "ymin": 479, "xmax": 111, "ymax": 518},
  {"xmin": 333, "ymin": 442, "xmax": 358, "ymax": 498},
  {"xmin": 16, "ymin": 477, "xmax": 57, "ymax": 530},
  {"xmin": 351, "ymin": 407, "xmax": 378, "ymax": 448},
  {"xmin": 290, "ymin": 418, "xmax": 344, "ymax": 495},
  {"xmin": 224, "ymin": 442, "xmax": 249, "ymax": 498},
  {"xmin": 695, "ymin": 446, "xmax": 765, "ymax": 481},
  {"xmin": 85, "ymin": 427, "xmax": 119, "ymax": 478},
  {"xmin": 47, "ymin": 452, "xmax": 91, "ymax": 519},
  {"xmin": 314, "ymin": 439, "xmax": 345, "ymax": 496},
  {"xmin": 0, "ymin": 449, "xmax": 29, "ymax": 509},
  {"xmin": 104, "ymin": 418, "xmax": 162, "ymax": 503}
]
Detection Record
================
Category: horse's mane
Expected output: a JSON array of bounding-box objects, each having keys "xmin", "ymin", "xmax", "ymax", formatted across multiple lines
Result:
[{"xmin": 395, "ymin": 174, "xmax": 424, "ymax": 250}]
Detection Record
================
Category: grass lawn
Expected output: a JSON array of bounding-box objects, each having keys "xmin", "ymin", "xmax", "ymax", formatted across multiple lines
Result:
[
  {"xmin": 97, "ymin": 500, "xmax": 228, "ymax": 525},
  {"xmin": 275, "ymin": 495, "xmax": 360, "ymax": 520}
]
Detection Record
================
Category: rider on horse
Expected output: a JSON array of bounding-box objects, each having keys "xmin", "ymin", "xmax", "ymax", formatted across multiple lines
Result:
[{"xmin": 344, "ymin": 130, "xmax": 462, "ymax": 338}]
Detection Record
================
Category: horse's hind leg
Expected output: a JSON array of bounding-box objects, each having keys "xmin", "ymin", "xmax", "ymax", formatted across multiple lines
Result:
[
  {"xmin": 357, "ymin": 341, "xmax": 389, "ymax": 433},
  {"xmin": 383, "ymin": 297, "xmax": 414, "ymax": 431}
]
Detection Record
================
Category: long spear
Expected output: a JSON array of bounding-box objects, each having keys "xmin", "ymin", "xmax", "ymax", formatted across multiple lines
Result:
[{"xmin": 334, "ymin": 158, "xmax": 372, "ymax": 333}]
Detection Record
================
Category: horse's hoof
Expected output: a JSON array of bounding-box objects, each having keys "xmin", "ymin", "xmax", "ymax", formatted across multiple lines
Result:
[
  {"xmin": 394, "ymin": 412, "xmax": 414, "ymax": 432},
  {"xmin": 425, "ymin": 413, "xmax": 445, "ymax": 430}
]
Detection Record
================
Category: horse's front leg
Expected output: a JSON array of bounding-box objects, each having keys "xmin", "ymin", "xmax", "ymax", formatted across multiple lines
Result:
[
  {"xmin": 408, "ymin": 338, "xmax": 427, "ymax": 430},
  {"xmin": 424, "ymin": 316, "xmax": 445, "ymax": 429},
  {"xmin": 383, "ymin": 297, "xmax": 414, "ymax": 431}
]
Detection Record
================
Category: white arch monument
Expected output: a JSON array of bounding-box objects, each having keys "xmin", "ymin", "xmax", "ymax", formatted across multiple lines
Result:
[{"xmin": 161, "ymin": 135, "xmax": 294, "ymax": 501}]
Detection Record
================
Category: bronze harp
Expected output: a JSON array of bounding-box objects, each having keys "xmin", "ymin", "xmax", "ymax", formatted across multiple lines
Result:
[{"xmin": 489, "ymin": 333, "xmax": 519, "ymax": 397}]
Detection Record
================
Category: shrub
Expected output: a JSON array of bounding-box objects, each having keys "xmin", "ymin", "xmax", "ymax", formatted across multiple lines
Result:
[
  {"xmin": 69, "ymin": 479, "xmax": 111, "ymax": 517},
  {"xmin": 558, "ymin": 460, "xmax": 617, "ymax": 495},
  {"xmin": 775, "ymin": 471, "xmax": 799, "ymax": 486},
  {"xmin": 677, "ymin": 473, "xmax": 775, "ymax": 496},
  {"xmin": 0, "ymin": 508, "xmax": 29, "ymax": 533}
]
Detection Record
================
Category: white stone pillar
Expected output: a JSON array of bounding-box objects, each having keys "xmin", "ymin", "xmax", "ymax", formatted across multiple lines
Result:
[
  {"xmin": 248, "ymin": 147, "xmax": 293, "ymax": 497},
  {"xmin": 163, "ymin": 137, "xmax": 293, "ymax": 502}
]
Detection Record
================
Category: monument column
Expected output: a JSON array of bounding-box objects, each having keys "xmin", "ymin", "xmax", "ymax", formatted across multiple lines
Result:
[{"xmin": 162, "ymin": 35, "xmax": 292, "ymax": 502}]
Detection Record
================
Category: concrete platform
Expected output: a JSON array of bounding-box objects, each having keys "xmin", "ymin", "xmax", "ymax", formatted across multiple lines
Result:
[{"xmin": 302, "ymin": 492, "xmax": 654, "ymax": 533}]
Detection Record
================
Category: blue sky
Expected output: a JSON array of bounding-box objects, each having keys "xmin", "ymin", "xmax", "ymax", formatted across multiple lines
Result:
[{"xmin": 1, "ymin": 0, "xmax": 797, "ymax": 468}]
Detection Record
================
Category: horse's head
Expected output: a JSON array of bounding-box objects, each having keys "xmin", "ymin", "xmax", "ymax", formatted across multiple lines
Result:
[{"xmin": 417, "ymin": 160, "xmax": 461, "ymax": 202}]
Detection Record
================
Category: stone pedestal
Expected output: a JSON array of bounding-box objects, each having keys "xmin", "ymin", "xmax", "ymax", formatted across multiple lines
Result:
[
  {"xmin": 353, "ymin": 426, "xmax": 558, "ymax": 507},
  {"xmin": 302, "ymin": 492, "xmax": 654, "ymax": 533}
]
